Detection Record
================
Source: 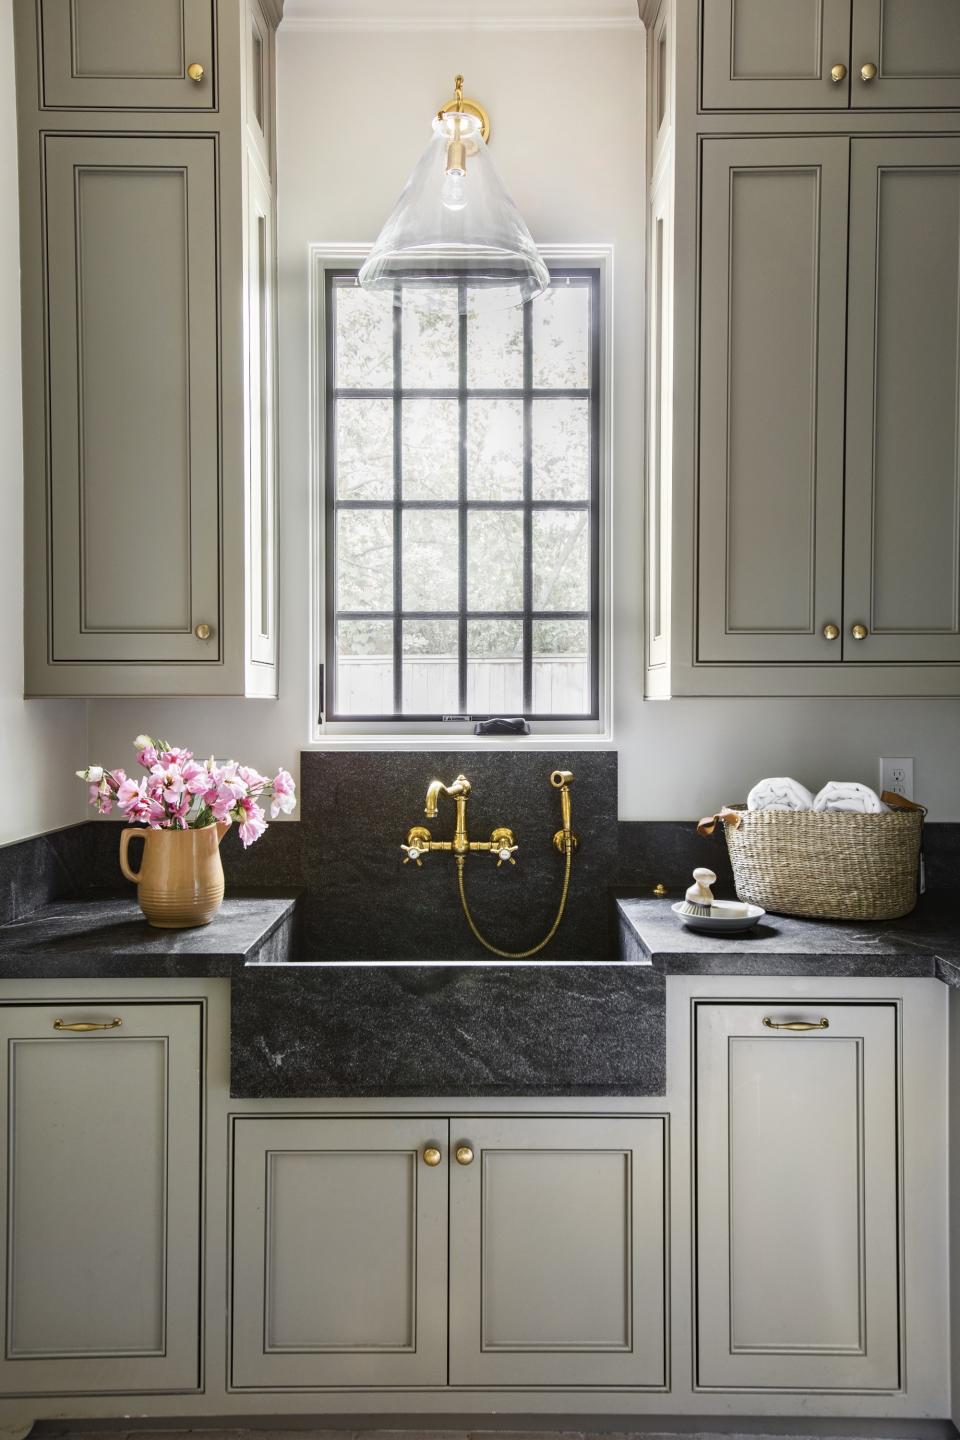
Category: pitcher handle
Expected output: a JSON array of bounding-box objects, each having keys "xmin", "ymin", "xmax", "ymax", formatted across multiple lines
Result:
[{"xmin": 119, "ymin": 827, "xmax": 145, "ymax": 884}]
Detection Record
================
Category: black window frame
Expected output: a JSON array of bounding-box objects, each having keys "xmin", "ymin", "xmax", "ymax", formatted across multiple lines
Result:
[{"xmin": 323, "ymin": 265, "xmax": 601, "ymax": 724}]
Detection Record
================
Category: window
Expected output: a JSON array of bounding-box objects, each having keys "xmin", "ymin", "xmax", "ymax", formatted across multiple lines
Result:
[{"xmin": 323, "ymin": 268, "xmax": 600, "ymax": 724}]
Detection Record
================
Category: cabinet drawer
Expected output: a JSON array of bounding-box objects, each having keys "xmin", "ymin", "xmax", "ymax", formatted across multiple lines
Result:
[
  {"xmin": 449, "ymin": 1117, "xmax": 666, "ymax": 1388},
  {"xmin": 695, "ymin": 1001, "xmax": 900, "ymax": 1390},
  {"xmin": 230, "ymin": 1117, "xmax": 448, "ymax": 1389},
  {"xmin": 0, "ymin": 1001, "xmax": 202, "ymax": 1395},
  {"xmin": 39, "ymin": 0, "xmax": 216, "ymax": 110}
]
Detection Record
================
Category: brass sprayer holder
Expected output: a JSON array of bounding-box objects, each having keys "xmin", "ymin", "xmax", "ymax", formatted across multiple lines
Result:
[{"xmin": 400, "ymin": 770, "xmax": 578, "ymax": 959}]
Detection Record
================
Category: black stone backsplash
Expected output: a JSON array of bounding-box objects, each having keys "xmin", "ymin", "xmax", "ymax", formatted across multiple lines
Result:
[{"xmin": 2, "ymin": 760, "xmax": 958, "ymax": 959}]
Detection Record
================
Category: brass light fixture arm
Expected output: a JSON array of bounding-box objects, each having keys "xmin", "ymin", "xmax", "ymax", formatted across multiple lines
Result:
[{"xmin": 436, "ymin": 73, "xmax": 491, "ymax": 145}]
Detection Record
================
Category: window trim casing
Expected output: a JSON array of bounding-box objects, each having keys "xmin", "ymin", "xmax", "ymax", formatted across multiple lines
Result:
[{"xmin": 307, "ymin": 243, "xmax": 614, "ymax": 741}]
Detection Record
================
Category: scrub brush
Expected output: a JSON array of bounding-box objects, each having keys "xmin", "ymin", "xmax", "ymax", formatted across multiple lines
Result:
[{"xmin": 677, "ymin": 867, "xmax": 716, "ymax": 917}]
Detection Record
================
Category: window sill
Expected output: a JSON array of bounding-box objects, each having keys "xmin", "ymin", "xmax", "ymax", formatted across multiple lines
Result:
[{"xmin": 308, "ymin": 723, "xmax": 613, "ymax": 748}]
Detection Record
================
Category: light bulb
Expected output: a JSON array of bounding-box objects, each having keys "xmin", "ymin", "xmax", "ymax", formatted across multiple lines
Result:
[{"xmin": 441, "ymin": 169, "xmax": 467, "ymax": 212}]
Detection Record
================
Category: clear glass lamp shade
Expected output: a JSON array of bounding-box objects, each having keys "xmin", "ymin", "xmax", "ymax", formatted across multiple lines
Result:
[{"xmin": 358, "ymin": 112, "xmax": 550, "ymax": 314}]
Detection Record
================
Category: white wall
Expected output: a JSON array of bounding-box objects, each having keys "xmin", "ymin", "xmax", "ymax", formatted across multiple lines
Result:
[
  {"xmin": 0, "ymin": 0, "xmax": 87, "ymax": 847},
  {"xmin": 83, "ymin": 12, "xmax": 960, "ymax": 822}
]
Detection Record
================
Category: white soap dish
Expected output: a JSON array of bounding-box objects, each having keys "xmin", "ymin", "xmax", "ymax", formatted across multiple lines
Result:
[{"xmin": 671, "ymin": 900, "xmax": 766, "ymax": 935}]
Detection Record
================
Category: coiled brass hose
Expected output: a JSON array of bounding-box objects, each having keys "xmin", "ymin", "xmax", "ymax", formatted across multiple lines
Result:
[{"xmin": 455, "ymin": 838, "xmax": 573, "ymax": 959}]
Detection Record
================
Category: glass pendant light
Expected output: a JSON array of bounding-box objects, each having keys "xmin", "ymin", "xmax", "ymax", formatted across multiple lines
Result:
[{"xmin": 358, "ymin": 75, "xmax": 549, "ymax": 314}]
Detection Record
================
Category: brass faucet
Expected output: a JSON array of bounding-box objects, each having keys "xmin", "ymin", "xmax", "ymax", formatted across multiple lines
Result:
[{"xmin": 402, "ymin": 773, "xmax": 518, "ymax": 866}]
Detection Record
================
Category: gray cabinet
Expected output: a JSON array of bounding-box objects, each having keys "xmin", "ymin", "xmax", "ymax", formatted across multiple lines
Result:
[
  {"xmin": 698, "ymin": 137, "xmax": 848, "ymax": 663},
  {"xmin": 852, "ymin": 0, "xmax": 960, "ymax": 109},
  {"xmin": 695, "ymin": 1000, "xmax": 900, "ymax": 1390},
  {"xmin": 844, "ymin": 136, "xmax": 960, "ymax": 661},
  {"xmin": 44, "ymin": 133, "xmax": 221, "ymax": 666},
  {"xmin": 15, "ymin": 0, "xmax": 280, "ymax": 697},
  {"xmin": 702, "ymin": 0, "xmax": 852, "ymax": 109},
  {"xmin": 38, "ymin": 0, "xmax": 216, "ymax": 110},
  {"xmin": 0, "ymin": 1001, "xmax": 202, "ymax": 1395},
  {"xmin": 231, "ymin": 1117, "xmax": 449, "ymax": 1388},
  {"xmin": 448, "ymin": 1117, "xmax": 666, "ymax": 1388}
]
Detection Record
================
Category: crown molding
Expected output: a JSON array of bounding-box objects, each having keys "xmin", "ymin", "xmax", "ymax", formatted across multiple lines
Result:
[{"xmin": 281, "ymin": 0, "xmax": 642, "ymax": 31}]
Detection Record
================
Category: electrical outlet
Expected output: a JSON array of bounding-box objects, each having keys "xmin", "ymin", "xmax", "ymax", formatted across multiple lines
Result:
[{"xmin": 879, "ymin": 757, "xmax": 914, "ymax": 800}]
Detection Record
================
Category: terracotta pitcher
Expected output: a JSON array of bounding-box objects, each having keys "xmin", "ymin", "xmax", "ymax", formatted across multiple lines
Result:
[{"xmin": 119, "ymin": 822, "xmax": 230, "ymax": 928}]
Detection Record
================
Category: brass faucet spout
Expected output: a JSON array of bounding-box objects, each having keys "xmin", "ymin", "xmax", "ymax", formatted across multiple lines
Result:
[{"xmin": 424, "ymin": 774, "xmax": 471, "ymax": 818}]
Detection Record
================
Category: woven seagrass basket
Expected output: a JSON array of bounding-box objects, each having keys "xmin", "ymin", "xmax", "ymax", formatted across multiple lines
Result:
[{"xmin": 718, "ymin": 804, "xmax": 924, "ymax": 921}]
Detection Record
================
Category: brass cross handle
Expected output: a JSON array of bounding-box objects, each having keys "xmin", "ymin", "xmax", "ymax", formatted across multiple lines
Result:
[
  {"xmin": 402, "ymin": 825, "xmax": 432, "ymax": 866},
  {"xmin": 490, "ymin": 827, "xmax": 518, "ymax": 867}
]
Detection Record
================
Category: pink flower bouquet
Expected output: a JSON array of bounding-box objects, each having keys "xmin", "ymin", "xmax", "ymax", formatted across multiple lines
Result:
[{"xmin": 77, "ymin": 734, "xmax": 296, "ymax": 848}]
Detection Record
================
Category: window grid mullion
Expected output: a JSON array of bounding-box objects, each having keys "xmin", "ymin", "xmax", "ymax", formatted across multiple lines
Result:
[
  {"xmin": 457, "ymin": 281, "xmax": 468, "ymax": 714},
  {"xmin": 392, "ymin": 285, "xmax": 403, "ymax": 715},
  {"xmin": 522, "ymin": 298, "xmax": 533, "ymax": 714}
]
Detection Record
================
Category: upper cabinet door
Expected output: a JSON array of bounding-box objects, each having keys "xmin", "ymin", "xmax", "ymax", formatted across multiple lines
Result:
[
  {"xmin": 0, "ymin": 1002, "xmax": 202, "ymax": 1395},
  {"xmin": 39, "ymin": 0, "xmax": 216, "ymax": 109},
  {"xmin": 852, "ymin": 0, "xmax": 960, "ymax": 108},
  {"xmin": 696, "ymin": 1001, "xmax": 900, "ymax": 1390},
  {"xmin": 844, "ymin": 138, "xmax": 960, "ymax": 662},
  {"xmin": 698, "ymin": 138, "xmax": 848, "ymax": 663},
  {"xmin": 448, "ymin": 1117, "xmax": 666, "ymax": 1388},
  {"xmin": 702, "ymin": 0, "xmax": 853, "ymax": 109},
  {"xmin": 44, "ymin": 134, "xmax": 221, "ymax": 666}
]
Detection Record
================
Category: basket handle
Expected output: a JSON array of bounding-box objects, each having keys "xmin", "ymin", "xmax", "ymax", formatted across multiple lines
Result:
[
  {"xmin": 696, "ymin": 806, "xmax": 744, "ymax": 837},
  {"xmin": 881, "ymin": 790, "xmax": 927, "ymax": 816}
]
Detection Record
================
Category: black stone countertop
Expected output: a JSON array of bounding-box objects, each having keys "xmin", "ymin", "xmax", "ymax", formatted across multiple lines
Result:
[
  {"xmin": 0, "ymin": 892, "xmax": 299, "ymax": 978},
  {"xmin": 617, "ymin": 895, "xmax": 960, "ymax": 986}
]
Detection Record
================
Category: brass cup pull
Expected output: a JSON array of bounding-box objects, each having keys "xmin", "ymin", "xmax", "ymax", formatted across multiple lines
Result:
[
  {"xmin": 763, "ymin": 1016, "xmax": 829, "ymax": 1032},
  {"xmin": 455, "ymin": 1144, "xmax": 474, "ymax": 1165},
  {"xmin": 860, "ymin": 62, "xmax": 878, "ymax": 82},
  {"xmin": 53, "ymin": 1017, "xmax": 122, "ymax": 1032},
  {"xmin": 187, "ymin": 62, "xmax": 205, "ymax": 82},
  {"xmin": 822, "ymin": 622, "xmax": 840, "ymax": 641},
  {"xmin": 851, "ymin": 622, "xmax": 869, "ymax": 640},
  {"xmin": 831, "ymin": 63, "xmax": 847, "ymax": 82},
  {"xmin": 422, "ymin": 1146, "xmax": 442, "ymax": 1167},
  {"xmin": 194, "ymin": 622, "xmax": 212, "ymax": 640}
]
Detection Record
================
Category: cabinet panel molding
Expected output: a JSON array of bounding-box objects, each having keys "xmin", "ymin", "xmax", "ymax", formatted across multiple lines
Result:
[
  {"xmin": 230, "ymin": 1117, "xmax": 448, "ymax": 1389},
  {"xmin": 448, "ymin": 1116, "xmax": 667, "ymax": 1388},
  {"xmin": 702, "ymin": 0, "xmax": 852, "ymax": 109},
  {"xmin": 38, "ymin": 0, "xmax": 216, "ymax": 109},
  {"xmin": 698, "ymin": 137, "xmax": 848, "ymax": 663},
  {"xmin": 695, "ymin": 1001, "xmax": 900, "ymax": 1390},
  {"xmin": 0, "ymin": 1001, "xmax": 202, "ymax": 1396}
]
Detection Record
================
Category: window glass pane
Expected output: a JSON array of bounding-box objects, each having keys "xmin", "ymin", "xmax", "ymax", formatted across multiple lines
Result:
[
  {"xmin": 402, "ymin": 286, "xmax": 458, "ymax": 388},
  {"xmin": 467, "ymin": 620, "xmax": 522, "ymax": 712},
  {"xmin": 467, "ymin": 398, "xmax": 523, "ymax": 500},
  {"xmin": 336, "ymin": 618, "xmax": 393, "ymax": 716},
  {"xmin": 468, "ymin": 510, "xmax": 523, "ymax": 611},
  {"xmin": 532, "ymin": 282, "xmax": 590, "ymax": 389},
  {"xmin": 466, "ymin": 300, "xmax": 523, "ymax": 388},
  {"xmin": 402, "ymin": 509, "xmax": 458, "ymax": 610},
  {"xmin": 335, "ymin": 284, "xmax": 393, "ymax": 389},
  {"xmin": 335, "ymin": 398, "xmax": 393, "ymax": 499},
  {"xmin": 337, "ymin": 509, "xmax": 393, "ymax": 611},
  {"xmin": 532, "ymin": 619, "xmax": 590, "ymax": 715},
  {"xmin": 531, "ymin": 398, "xmax": 590, "ymax": 500},
  {"xmin": 532, "ymin": 510, "xmax": 589, "ymax": 611},
  {"xmin": 402, "ymin": 619, "xmax": 458, "ymax": 714},
  {"xmin": 403, "ymin": 397, "xmax": 458, "ymax": 500}
]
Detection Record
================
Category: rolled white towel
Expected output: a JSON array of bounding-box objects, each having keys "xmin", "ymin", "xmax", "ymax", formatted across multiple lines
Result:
[
  {"xmin": 813, "ymin": 781, "xmax": 886, "ymax": 814},
  {"xmin": 747, "ymin": 776, "xmax": 816, "ymax": 812}
]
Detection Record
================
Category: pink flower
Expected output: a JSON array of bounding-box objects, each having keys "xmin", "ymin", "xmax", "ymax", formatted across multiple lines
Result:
[
  {"xmin": 269, "ymin": 768, "xmax": 296, "ymax": 819},
  {"xmin": 237, "ymin": 797, "xmax": 267, "ymax": 848},
  {"xmin": 116, "ymin": 776, "xmax": 142, "ymax": 813}
]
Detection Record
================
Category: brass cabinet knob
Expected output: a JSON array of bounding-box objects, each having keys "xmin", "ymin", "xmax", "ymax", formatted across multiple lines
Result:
[
  {"xmin": 422, "ymin": 1146, "xmax": 442, "ymax": 1167},
  {"xmin": 194, "ymin": 622, "xmax": 212, "ymax": 640},
  {"xmin": 851, "ymin": 622, "xmax": 869, "ymax": 640},
  {"xmin": 830, "ymin": 63, "xmax": 847, "ymax": 83},
  {"xmin": 860, "ymin": 62, "xmax": 878, "ymax": 82},
  {"xmin": 187, "ymin": 62, "xmax": 205, "ymax": 82},
  {"xmin": 455, "ymin": 1144, "xmax": 474, "ymax": 1166},
  {"xmin": 822, "ymin": 622, "xmax": 840, "ymax": 641}
]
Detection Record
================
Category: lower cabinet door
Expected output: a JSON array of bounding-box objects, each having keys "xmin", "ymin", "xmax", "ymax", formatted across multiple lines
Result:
[
  {"xmin": 0, "ymin": 1001, "xmax": 202, "ymax": 1395},
  {"xmin": 695, "ymin": 1001, "xmax": 900, "ymax": 1390},
  {"xmin": 448, "ymin": 1117, "xmax": 666, "ymax": 1387},
  {"xmin": 231, "ymin": 1118, "xmax": 448, "ymax": 1388}
]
